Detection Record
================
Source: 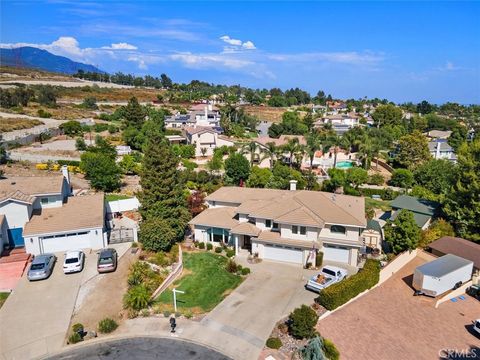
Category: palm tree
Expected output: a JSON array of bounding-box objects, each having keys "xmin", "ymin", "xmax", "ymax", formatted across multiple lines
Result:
[
  {"xmin": 261, "ymin": 141, "xmax": 278, "ymax": 169},
  {"xmin": 305, "ymin": 131, "xmax": 323, "ymax": 173},
  {"xmin": 358, "ymin": 136, "xmax": 374, "ymax": 169},
  {"xmin": 282, "ymin": 137, "xmax": 301, "ymax": 168},
  {"xmin": 326, "ymin": 132, "xmax": 348, "ymax": 168},
  {"xmin": 242, "ymin": 141, "xmax": 259, "ymax": 167}
]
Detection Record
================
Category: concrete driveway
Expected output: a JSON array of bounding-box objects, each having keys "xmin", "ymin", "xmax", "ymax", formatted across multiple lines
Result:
[
  {"xmin": 0, "ymin": 244, "xmax": 131, "ymax": 360},
  {"xmin": 199, "ymin": 258, "xmax": 318, "ymax": 358}
]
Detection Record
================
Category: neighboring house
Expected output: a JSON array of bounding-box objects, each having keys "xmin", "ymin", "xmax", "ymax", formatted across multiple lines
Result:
[
  {"xmin": 0, "ymin": 167, "xmax": 108, "ymax": 256},
  {"xmin": 390, "ymin": 195, "xmax": 440, "ymax": 230},
  {"xmin": 426, "ymin": 130, "xmax": 452, "ymax": 140},
  {"xmin": 23, "ymin": 193, "xmax": 106, "ymax": 255},
  {"xmin": 165, "ymin": 104, "xmax": 221, "ymax": 129},
  {"xmin": 315, "ymin": 114, "xmax": 360, "ymax": 135},
  {"xmin": 251, "ymin": 135, "xmax": 307, "ymax": 168},
  {"xmin": 428, "ymin": 236, "xmax": 480, "ymax": 284},
  {"xmin": 190, "ymin": 183, "xmax": 367, "ymax": 267},
  {"xmin": 184, "ymin": 127, "xmax": 235, "ymax": 157},
  {"xmin": 428, "ymin": 139, "xmax": 456, "ymax": 162},
  {"xmin": 361, "ymin": 219, "xmax": 383, "ymax": 253}
]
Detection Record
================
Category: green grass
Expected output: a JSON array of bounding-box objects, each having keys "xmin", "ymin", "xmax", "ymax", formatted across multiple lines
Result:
[
  {"xmin": 105, "ymin": 194, "xmax": 133, "ymax": 202},
  {"xmin": 0, "ymin": 292, "xmax": 10, "ymax": 309},
  {"xmin": 156, "ymin": 252, "xmax": 242, "ymax": 313},
  {"xmin": 365, "ymin": 197, "xmax": 392, "ymax": 212}
]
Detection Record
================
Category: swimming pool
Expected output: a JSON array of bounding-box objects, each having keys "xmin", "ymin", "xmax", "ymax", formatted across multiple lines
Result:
[{"xmin": 336, "ymin": 161, "xmax": 354, "ymax": 169}]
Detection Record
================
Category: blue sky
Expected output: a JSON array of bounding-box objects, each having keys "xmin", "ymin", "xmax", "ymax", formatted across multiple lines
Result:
[{"xmin": 1, "ymin": 1, "xmax": 479, "ymax": 104}]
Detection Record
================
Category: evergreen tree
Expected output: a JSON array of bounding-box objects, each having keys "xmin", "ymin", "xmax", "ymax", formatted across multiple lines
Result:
[
  {"xmin": 138, "ymin": 134, "xmax": 190, "ymax": 243},
  {"xmin": 444, "ymin": 139, "xmax": 480, "ymax": 241},
  {"xmin": 123, "ymin": 97, "xmax": 146, "ymax": 129}
]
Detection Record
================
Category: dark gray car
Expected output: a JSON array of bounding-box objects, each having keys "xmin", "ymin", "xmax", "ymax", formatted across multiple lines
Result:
[
  {"xmin": 97, "ymin": 248, "xmax": 117, "ymax": 273},
  {"xmin": 27, "ymin": 254, "xmax": 56, "ymax": 281}
]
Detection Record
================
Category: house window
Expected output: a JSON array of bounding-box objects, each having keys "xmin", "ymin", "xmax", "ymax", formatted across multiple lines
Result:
[
  {"xmin": 272, "ymin": 222, "xmax": 279, "ymax": 230},
  {"xmin": 331, "ymin": 225, "xmax": 346, "ymax": 234},
  {"xmin": 300, "ymin": 226, "xmax": 307, "ymax": 235},
  {"xmin": 41, "ymin": 198, "xmax": 49, "ymax": 204},
  {"xmin": 265, "ymin": 219, "xmax": 272, "ymax": 228},
  {"xmin": 292, "ymin": 225, "xmax": 298, "ymax": 234}
]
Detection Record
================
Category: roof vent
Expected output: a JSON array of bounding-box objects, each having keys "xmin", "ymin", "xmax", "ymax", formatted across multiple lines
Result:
[{"xmin": 10, "ymin": 182, "xmax": 16, "ymax": 185}]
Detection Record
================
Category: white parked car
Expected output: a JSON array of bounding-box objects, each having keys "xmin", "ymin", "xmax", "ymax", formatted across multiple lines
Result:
[
  {"xmin": 63, "ymin": 251, "xmax": 85, "ymax": 274},
  {"xmin": 306, "ymin": 266, "xmax": 348, "ymax": 293}
]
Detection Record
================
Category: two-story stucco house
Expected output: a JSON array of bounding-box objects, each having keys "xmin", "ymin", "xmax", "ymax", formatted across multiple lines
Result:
[
  {"xmin": 428, "ymin": 139, "xmax": 456, "ymax": 162},
  {"xmin": 0, "ymin": 167, "xmax": 107, "ymax": 256},
  {"xmin": 189, "ymin": 183, "xmax": 367, "ymax": 267},
  {"xmin": 184, "ymin": 127, "xmax": 235, "ymax": 157}
]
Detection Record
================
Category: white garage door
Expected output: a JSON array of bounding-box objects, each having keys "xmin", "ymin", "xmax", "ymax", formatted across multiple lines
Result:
[
  {"xmin": 323, "ymin": 245, "xmax": 350, "ymax": 264},
  {"xmin": 263, "ymin": 244, "xmax": 304, "ymax": 264},
  {"xmin": 40, "ymin": 232, "xmax": 91, "ymax": 253}
]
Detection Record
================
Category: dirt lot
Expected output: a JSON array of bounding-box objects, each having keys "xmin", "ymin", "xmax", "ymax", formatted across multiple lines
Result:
[
  {"xmin": 243, "ymin": 105, "xmax": 286, "ymax": 123},
  {"xmin": 0, "ymin": 118, "xmax": 43, "ymax": 132},
  {"xmin": 1, "ymin": 103, "xmax": 99, "ymax": 120},
  {"xmin": 317, "ymin": 253, "xmax": 480, "ymax": 360},
  {"xmin": 70, "ymin": 249, "xmax": 139, "ymax": 332}
]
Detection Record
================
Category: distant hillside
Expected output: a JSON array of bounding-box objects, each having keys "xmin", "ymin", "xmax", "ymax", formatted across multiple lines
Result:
[{"xmin": 0, "ymin": 47, "xmax": 103, "ymax": 75}]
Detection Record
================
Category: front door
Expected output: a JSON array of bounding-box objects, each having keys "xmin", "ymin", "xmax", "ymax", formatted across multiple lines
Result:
[
  {"xmin": 8, "ymin": 228, "xmax": 25, "ymax": 248},
  {"xmin": 243, "ymin": 235, "xmax": 252, "ymax": 252}
]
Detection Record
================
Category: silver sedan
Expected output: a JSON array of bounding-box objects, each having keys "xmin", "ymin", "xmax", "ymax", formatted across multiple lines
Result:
[{"xmin": 27, "ymin": 254, "xmax": 57, "ymax": 281}]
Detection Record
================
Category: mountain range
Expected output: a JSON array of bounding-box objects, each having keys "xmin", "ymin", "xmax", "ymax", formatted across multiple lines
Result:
[{"xmin": 0, "ymin": 47, "xmax": 103, "ymax": 75}]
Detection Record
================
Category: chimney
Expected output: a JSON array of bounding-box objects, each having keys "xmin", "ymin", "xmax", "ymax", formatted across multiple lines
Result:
[
  {"xmin": 436, "ymin": 141, "xmax": 441, "ymax": 159},
  {"xmin": 61, "ymin": 165, "xmax": 70, "ymax": 184},
  {"xmin": 208, "ymin": 103, "xmax": 213, "ymax": 111},
  {"xmin": 289, "ymin": 180, "xmax": 297, "ymax": 191},
  {"xmin": 204, "ymin": 106, "xmax": 208, "ymax": 120}
]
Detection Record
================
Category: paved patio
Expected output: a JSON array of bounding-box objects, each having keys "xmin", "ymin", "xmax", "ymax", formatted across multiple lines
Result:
[{"xmin": 317, "ymin": 255, "xmax": 480, "ymax": 360}]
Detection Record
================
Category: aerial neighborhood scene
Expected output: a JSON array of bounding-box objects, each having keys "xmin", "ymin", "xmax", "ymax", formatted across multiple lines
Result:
[{"xmin": 1, "ymin": 1, "xmax": 480, "ymax": 360}]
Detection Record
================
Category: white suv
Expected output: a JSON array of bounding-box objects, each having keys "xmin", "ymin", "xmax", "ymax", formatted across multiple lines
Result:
[{"xmin": 63, "ymin": 251, "xmax": 85, "ymax": 274}]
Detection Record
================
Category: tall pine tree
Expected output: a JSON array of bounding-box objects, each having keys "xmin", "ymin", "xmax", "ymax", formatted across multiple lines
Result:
[
  {"xmin": 138, "ymin": 133, "xmax": 190, "ymax": 248},
  {"xmin": 123, "ymin": 97, "xmax": 146, "ymax": 130}
]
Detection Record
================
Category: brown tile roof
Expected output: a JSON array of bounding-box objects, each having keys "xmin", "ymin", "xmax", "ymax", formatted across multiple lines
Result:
[
  {"xmin": 205, "ymin": 187, "xmax": 366, "ymax": 227},
  {"xmin": 230, "ymin": 222, "xmax": 261, "ymax": 236},
  {"xmin": 0, "ymin": 190, "xmax": 36, "ymax": 205},
  {"xmin": 0, "ymin": 176, "xmax": 64, "ymax": 200},
  {"xmin": 255, "ymin": 135, "xmax": 306, "ymax": 148},
  {"xmin": 184, "ymin": 126, "xmax": 216, "ymax": 136},
  {"xmin": 23, "ymin": 194, "xmax": 105, "ymax": 236},
  {"xmin": 256, "ymin": 230, "xmax": 319, "ymax": 249},
  {"xmin": 429, "ymin": 236, "xmax": 480, "ymax": 269},
  {"xmin": 188, "ymin": 207, "xmax": 238, "ymax": 229}
]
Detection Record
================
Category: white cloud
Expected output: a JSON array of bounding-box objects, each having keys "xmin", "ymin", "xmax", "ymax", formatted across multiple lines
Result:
[
  {"xmin": 169, "ymin": 52, "xmax": 254, "ymax": 70},
  {"xmin": 220, "ymin": 35, "xmax": 256, "ymax": 51},
  {"xmin": 102, "ymin": 42, "xmax": 137, "ymax": 50},
  {"xmin": 268, "ymin": 51, "xmax": 384, "ymax": 67},
  {"xmin": 436, "ymin": 61, "xmax": 461, "ymax": 71}
]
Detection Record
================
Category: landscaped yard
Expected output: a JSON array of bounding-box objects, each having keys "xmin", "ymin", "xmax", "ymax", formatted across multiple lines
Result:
[
  {"xmin": 365, "ymin": 197, "xmax": 392, "ymax": 212},
  {"xmin": 0, "ymin": 292, "xmax": 9, "ymax": 309},
  {"xmin": 157, "ymin": 252, "xmax": 243, "ymax": 313}
]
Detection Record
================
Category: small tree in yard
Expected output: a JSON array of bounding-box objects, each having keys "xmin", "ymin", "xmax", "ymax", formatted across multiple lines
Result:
[
  {"xmin": 187, "ymin": 191, "xmax": 206, "ymax": 216},
  {"xmin": 60, "ymin": 121, "xmax": 83, "ymax": 136},
  {"xmin": 80, "ymin": 151, "xmax": 121, "ymax": 192},
  {"xmin": 123, "ymin": 284, "xmax": 150, "ymax": 310},
  {"xmin": 288, "ymin": 305, "xmax": 318, "ymax": 339},
  {"xmin": 224, "ymin": 153, "xmax": 251, "ymax": 185},
  {"xmin": 384, "ymin": 209, "xmax": 420, "ymax": 254},
  {"xmin": 139, "ymin": 217, "xmax": 177, "ymax": 252},
  {"xmin": 98, "ymin": 318, "xmax": 118, "ymax": 333},
  {"xmin": 389, "ymin": 168, "xmax": 414, "ymax": 190}
]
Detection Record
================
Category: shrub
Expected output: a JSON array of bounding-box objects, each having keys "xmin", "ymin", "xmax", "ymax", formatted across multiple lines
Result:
[
  {"xmin": 316, "ymin": 252, "xmax": 323, "ymax": 268},
  {"xmin": 241, "ymin": 267, "xmax": 251, "ymax": 275},
  {"xmin": 37, "ymin": 109, "xmax": 52, "ymax": 118},
  {"xmin": 98, "ymin": 318, "xmax": 118, "ymax": 333},
  {"xmin": 226, "ymin": 249, "xmax": 235, "ymax": 258},
  {"xmin": 206, "ymin": 243, "xmax": 213, "ymax": 251},
  {"xmin": 184, "ymin": 310, "xmax": 193, "ymax": 319},
  {"xmin": 198, "ymin": 242, "xmax": 205, "ymax": 249},
  {"xmin": 266, "ymin": 337, "xmax": 282, "ymax": 349},
  {"xmin": 323, "ymin": 338, "xmax": 340, "ymax": 360},
  {"xmin": 214, "ymin": 247, "xmax": 223, "ymax": 253},
  {"xmin": 71, "ymin": 323, "xmax": 84, "ymax": 333},
  {"xmin": 368, "ymin": 173, "xmax": 385, "ymax": 186},
  {"xmin": 123, "ymin": 284, "xmax": 151, "ymax": 310},
  {"xmin": 278, "ymin": 323, "xmax": 288, "ymax": 334},
  {"xmin": 68, "ymin": 332, "xmax": 82, "ymax": 344},
  {"xmin": 305, "ymin": 262, "xmax": 312, "ymax": 269},
  {"xmin": 316, "ymin": 259, "xmax": 380, "ymax": 310},
  {"xmin": 163, "ymin": 311, "xmax": 171, "ymax": 318},
  {"xmin": 288, "ymin": 305, "xmax": 318, "ymax": 339},
  {"xmin": 360, "ymin": 187, "xmax": 399, "ymax": 200},
  {"xmin": 58, "ymin": 159, "xmax": 81, "ymax": 167},
  {"xmin": 225, "ymin": 259, "xmax": 238, "ymax": 273}
]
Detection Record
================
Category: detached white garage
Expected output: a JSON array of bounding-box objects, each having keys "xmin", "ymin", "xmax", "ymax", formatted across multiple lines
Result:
[
  {"xmin": 323, "ymin": 244, "xmax": 350, "ymax": 263},
  {"xmin": 263, "ymin": 244, "xmax": 304, "ymax": 264},
  {"xmin": 23, "ymin": 194, "xmax": 107, "ymax": 256}
]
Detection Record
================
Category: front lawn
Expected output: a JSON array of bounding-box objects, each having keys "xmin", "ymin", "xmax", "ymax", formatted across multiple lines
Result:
[
  {"xmin": 365, "ymin": 197, "xmax": 392, "ymax": 212},
  {"xmin": 0, "ymin": 292, "xmax": 10, "ymax": 309},
  {"xmin": 157, "ymin": 252, "xmax": 243, "ymax": 313}
]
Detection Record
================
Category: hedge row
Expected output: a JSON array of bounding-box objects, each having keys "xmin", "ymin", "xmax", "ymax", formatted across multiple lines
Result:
[
  {"xmin": 359, "ymin": 187, "xmax": 401, "ymax": 200},
  {"xmin": 316, "ymin": 259, "xmax": 380, "ymax": 310},
  {"xmin": 58, "ymin": 159, "xmax": 81, "ymax": 167}
]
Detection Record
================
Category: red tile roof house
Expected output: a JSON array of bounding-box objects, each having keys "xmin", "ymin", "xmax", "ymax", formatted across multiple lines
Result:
[
  {"xmin": 189, "ymin": 184, "xmax": 369, "ymax": 267},
  {"xmin": 0, "ymin": 167, "xmax": 107, "ymax": 256}
]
